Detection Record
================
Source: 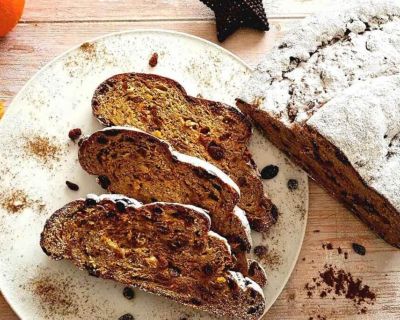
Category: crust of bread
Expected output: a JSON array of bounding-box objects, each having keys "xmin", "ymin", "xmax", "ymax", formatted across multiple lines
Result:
[
  {"xmin": 238, "ymin": 99, "xmax": 400, "ymax": 248},
  {"xmin": 91, "ymin": 72, "xmax": 276, "ymax": 231},
  {"xmin": 40, "ymin": 195, "xmax": 265, "ymax": 320}
]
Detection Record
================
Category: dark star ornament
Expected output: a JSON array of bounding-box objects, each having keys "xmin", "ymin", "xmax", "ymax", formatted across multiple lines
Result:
[{"xmin": 200, "ymin": 0, "xmax": 269, "ymax": 41}]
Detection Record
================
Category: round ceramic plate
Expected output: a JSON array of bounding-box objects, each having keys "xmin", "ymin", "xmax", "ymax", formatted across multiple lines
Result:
[{"xmin": 0, "ymin": 30, "xmax": 308, "ymax": 320}]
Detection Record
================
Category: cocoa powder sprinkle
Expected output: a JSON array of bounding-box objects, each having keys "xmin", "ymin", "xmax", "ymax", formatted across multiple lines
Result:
[{"xmin": 305, "ymin": 264, "xmax": 376, "ymax": 314}]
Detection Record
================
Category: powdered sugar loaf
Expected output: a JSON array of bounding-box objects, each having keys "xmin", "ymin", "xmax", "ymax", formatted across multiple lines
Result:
[{"xmin": 241, "ymin": 0, "xmax": 400, "ymax": 125}]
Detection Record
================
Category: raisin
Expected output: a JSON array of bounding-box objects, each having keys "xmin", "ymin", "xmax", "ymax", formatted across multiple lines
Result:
[
  {"xmin": 68, "ymin": 128, "xmax": 82, "ymax": 141},
  {"xmin": 287, "ymin": 179, "xmax": 298, "ymax": 191},
  {"xmin": 152, "ymin": 206, "xmax": 163, "ymax": 215},
  {"xmin": 65, "ymin": 181, "xmax": 79, "ymax": 191},
  {"xmin": 104, "ymin": 129, "xmax": 120, "ymax": 136},
  {"xmin": 118, "ymin": 314, "xmax": 134, "ymax": 320},
  {"xmin": 116, "ymin": 201, "xmax": 126, "ymax": 212},
  {"xmin": 208, "ymin": 192, "xmax": 219, "ymax": 201},
  {"xmin": 248, "ymin": 261, "xmax": 260, "ymax": 276},
  {"xmin": 190, "ymin": 298, "xmax": 202, "ymax": 306},
  {"xmin": 85, "ymin": 198, "xmax": 97, "ymax": 206},
  {"xmin": 203, "ymin": 264, "xmax": 213, "ymax": 276},
  {"xmin": 253, "ymin": 245, "xmax": 268, "ymax": 258},
  {"xmin": 335, "ymin": 149, "xmax": 350, "ymax": 164},
  {"xmin": 207, "ymin": 141, "xmax": 224, "ymax": 160},
  {"xmin": 249, "ymin": 288, "xmax": 258, "ymax": 299},
  {"xmin": 227, "ymin": 277, "xmax": 238, "ymax": 290},
  {"xmin": 237, "ymin": 177, "xmax": 247, "ymax": 187},
  {"xmin": 271, "ymin": 204, "xmax": 279, "ymax": 221},
  {"xmin": 97, "ymin": 135, "xmax": 108, "ymax": 144},
  {"xmin": 149, "ymin": 52, "xmax": 158, "ymax": 67},
  {"xmin": 260, "ymin": 165, "xmax": 279, "ymax": 179},
  {"xmin": 200, "ymin": 127, "xmax": 210, "ymax": 134},
  {"xmin": 192, "ymin": 167, "xmax": 216, "ymax": 180},
  {"xmin": 122, "ymin": 287, "xmax": 135, "ymax": 300},
  {"xmin": 168, "ymin": 238, "xmax": 188, "ymax": 250},
  {"xmin": 352, "ymin": 243, "xmax": 366, "ymax": 256},
  {"xmin": 85, "ymin": 264, "xmax": 100, "ymax": 277},
  {"xmin": 212, "ymin": 183, "xmax": 222, "ymax": 191},
  {"xmin": 98, "ymin": 175, "xmax": 111, "ymax": 189},
  {"xmin": 105, "ymin": 211, "xmax": 116, "ymax": 218},
  {"xmin": 169, "ymin": 265, "xmax": 181, "ymax": 277}
]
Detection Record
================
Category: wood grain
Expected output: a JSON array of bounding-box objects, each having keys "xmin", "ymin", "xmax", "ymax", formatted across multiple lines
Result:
[
  {"xmin": 1, "ymin": 0, "xmax": 400, "ymax": 319},
  {"xmin": 20, "ymin": 0, "xmax": 333, "ymax": 21}
]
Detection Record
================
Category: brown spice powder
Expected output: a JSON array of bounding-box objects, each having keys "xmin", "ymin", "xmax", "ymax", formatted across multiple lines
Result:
[
  {"xmin": 29, "ymin": 275, "xmax": 78, "ymax": 316},
  {"xmin": 79, "ymin": 42, "xmax": 97, "ymax": 60},
  {"xmin": 254, "ymin": 248, "xmax": 282, "ymax": 271},
  {"xmin": 0, "ymin": 189, "xmax": 45, "ymax": 214},
  {"xmin": 1, "ymin": 190, "xmax": 31, "ymax": 213},
  {"xmin": 24, "ymin": 135, "xmax": 61, "ymax": 164}
]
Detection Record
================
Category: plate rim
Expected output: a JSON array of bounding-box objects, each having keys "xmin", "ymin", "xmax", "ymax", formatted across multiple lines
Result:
[{"xmin": 0, "ymin": 28, "xmax": 309, "ymax": 319}]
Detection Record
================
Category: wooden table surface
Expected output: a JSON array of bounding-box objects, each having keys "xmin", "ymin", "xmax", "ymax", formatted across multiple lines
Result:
[{"xmin": 1, "ymin": 1, "xmax": 399, "ymax": 319}]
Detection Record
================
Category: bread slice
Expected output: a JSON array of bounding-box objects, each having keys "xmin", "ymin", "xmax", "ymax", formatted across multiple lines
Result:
[
  {"xmin": 78, "ymin": 127, "xmax": 266, "ymax": 285},
  {"xmin": 91, "ymin": 73, "xmax": 276, "ymax": 232},
  {"xmin": 40, "ymin": 194, "xmax": 266, "ymax": 320}
]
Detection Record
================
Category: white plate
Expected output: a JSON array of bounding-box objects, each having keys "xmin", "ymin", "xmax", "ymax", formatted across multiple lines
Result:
[{"xmin": 0, "ymin": 30, "xmax": 308, "ymax": 320}]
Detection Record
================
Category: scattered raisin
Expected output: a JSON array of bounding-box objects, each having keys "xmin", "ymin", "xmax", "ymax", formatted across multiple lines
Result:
[
  {"xmin": 271, "ymin": 204, "xmax": 279, "ymax": 221},
  {"xmin": 66, "ymin": 180, "xmax": 79, "ymax": 191},
  {"xmin": 68, "ymin": 128, "xmax": 82, "ymax": 141},
  {"xmin": 287, "ymin": 179, "xmax": 298, "ymax": 191},
  {"xmin": 352, "ymin": 243, "xmax": 366, "ymax": 256},
  {"xmin": 85, "ymin": 198, "xmax": 97, "ymax": 206},
  {"xmin": 247, "ymin": 306, "xmax": 258, "ymax": 314},
  {"xmin": 118, "ymin": 314, "xmax": 134, "ymax": 320},
  {"xmin": 116, "ymin": 201, "xmax": 126, "ymax": 212},
  {"xmin": 253, "ymin": 245, "xmax": 268, "ymax": 258},
  {"xmin": 260, "ymin": 165, "xmax": 279, "ymax": 179},
  {"xmin": 98, "ymin": 175, "xmax": 111, "ymax": 189},
  {"xmin": 123, "ymin": 287, "xmax": 135, "ymax": 300},
  {"xmin": 149, "ymin": 52, "xmax": 158, "ymax": 67},
  {"xmin": 207, "ymin": 141, "xmax": 224, "ymax": 160}
]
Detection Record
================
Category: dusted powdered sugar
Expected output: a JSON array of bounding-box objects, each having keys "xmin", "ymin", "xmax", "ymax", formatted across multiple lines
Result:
[
  {"xmin": 308, "ymin": 75, "xmax": 400, "ymax": 212},
  {"xmin": 240, "ymin": 0, "xmax": 400, "ymax": 212},
  {"xmin": 241, "ymin": 0, "xmax": 400, "ymax": 125}
]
